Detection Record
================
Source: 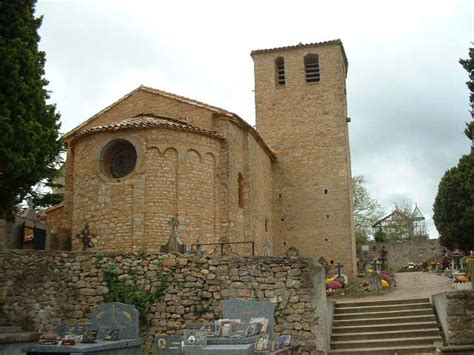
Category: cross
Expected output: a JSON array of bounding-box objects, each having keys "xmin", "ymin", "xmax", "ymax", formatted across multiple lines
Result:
[
  {"xmin": 372, "ymin": 259, "xmax": 378, "ymax": 271},
  {"xmin": 168, "ymin": 216, "xmax": 180, "ymax": 231},
  {"xmin": 336, "ymin": 262, "xmax": 344, "ymax": 277}
]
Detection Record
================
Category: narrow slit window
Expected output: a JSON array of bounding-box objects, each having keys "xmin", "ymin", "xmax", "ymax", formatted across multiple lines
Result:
[
  {"xmin": 275, "ymin": 57, "xmax": 285, "ymax": 86},
  {"xmin": 304, "ymin": 54, "xmax": 320, "ymax": 83},
  {"xmin": 238, "ymin": 173, "xmax": 245, "ymax": 208}
]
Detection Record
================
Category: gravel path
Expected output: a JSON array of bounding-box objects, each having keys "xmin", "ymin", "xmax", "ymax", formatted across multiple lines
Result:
[{"xmin": 335, "ymin": 272, "xmax": 455, "ymax": 303}]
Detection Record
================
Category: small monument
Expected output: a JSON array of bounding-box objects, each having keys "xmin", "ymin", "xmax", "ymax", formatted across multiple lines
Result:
[
  {"xmin": 263, "ymin": 239, "xmax": 272, "ymax": 256},
  {"xmin": 91, "ymin": 302, "xmax": 139, "ymax": 340},
  {"xmin": 75, "ymin": 224, "xmax": 96, "ymax": 251},
  {"xmin": 160, "ymin": 216, "xmax": 185, "ymax": 254},
  {"xmin": 285, "ymin": 247, "xmax": 299, "ymax": 257},
  {"xmin": 318, "ymin": 256, "xmax": 330, "ymax": 277}
]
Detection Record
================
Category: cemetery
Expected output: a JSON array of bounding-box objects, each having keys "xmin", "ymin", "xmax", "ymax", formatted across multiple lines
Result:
[
  {"xmin": 0, "ymin": 249, "xmax": 328, "ymax": 354},
  {"xmin": 0, "ymin": 4, "xmax": 473, "ymax": 351}
]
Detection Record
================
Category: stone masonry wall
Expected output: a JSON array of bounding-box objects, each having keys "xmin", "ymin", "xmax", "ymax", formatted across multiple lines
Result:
[
  {"xmin": 252, "ymin": 42, "xmax": 356, "ymax": 275},
  {"xmin": 357, "ymin": 238, "xmax": 441, "ymax": 271},
  {"xmin": 62, "ymin": 88, "xmax": 274, "ymax": 256},
  {"xmin": 0, "ymin": 250, "xmax": 327, "ymax": 354},
  {"xmin": 445, "ymin": 290, "xmax": 474, "ymax": 345}
]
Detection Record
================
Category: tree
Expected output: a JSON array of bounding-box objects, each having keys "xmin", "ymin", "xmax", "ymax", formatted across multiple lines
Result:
[
  {"xmin": 352, "ymin": 176, "xmax": 385, "ymax": 244},
  {"xmin": 459, "ymin": 46, "xmax": 473, "ymax": 140},
  {"xmin": 386, "ymin": 200, "xmax": 426, "ymax": 240},
  {"xmin": 0, "ymin": 0, "xmax": 62, "ymax": 217},
  {"xmin": 432, "ymin": 46, "xmax": 474, "ymax": 253},
  {"xmin": 433, "ymin": 152, "xmax": 474, "ymax": 253}
]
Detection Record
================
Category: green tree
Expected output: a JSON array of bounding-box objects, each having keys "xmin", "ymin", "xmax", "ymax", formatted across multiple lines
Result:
[
  {"xmin": 433, "ymin": 46, "xmax": 474, "ymax": 253},
  {"xmin": 0, "ymin": 0, "xmax": 62, "ymax": 217},
  {"xmin": 433, "ymin": 152, "xmax": 474, "ymax": 252},
  {"xmin": 385, "ymin": 200, "xmax": 425, "ymax": 241},
  {"xmin": 459, "ymin": 46, "xmax": 473, "ymax": 142},
  {"xmin": 352, "ymin": 176, "xmax": 385, "ymax": 244}
]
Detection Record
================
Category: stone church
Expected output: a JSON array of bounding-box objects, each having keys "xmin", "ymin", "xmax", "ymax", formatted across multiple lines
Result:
[{"xmin": 53, "ymin": 40, "xmax": 355, "ymax": 274}]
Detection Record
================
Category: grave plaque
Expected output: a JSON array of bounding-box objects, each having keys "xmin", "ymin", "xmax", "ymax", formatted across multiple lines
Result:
[
  {"xmin": 91, "ymin": 302, "xmax": 139, "ymax": 340},
  {"xmin": 222, "ymin": 299, "xmax": 275, "ymax": 337},
  {"xmin": 184, "ymin": 329, "xmax": 208, "ymax": 346},
  {"xmin": 155, "ymin": 334, "xmax": 183, "ymax": 355}
]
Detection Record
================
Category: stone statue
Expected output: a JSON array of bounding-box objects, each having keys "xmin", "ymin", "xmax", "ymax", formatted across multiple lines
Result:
[
  {"xmin": 263, "ymin": 239, "xmax": 272, "ymax": 256},
  {"xmin": 160, "ymin": 216, "xmax": 185, "ymax": 254}
]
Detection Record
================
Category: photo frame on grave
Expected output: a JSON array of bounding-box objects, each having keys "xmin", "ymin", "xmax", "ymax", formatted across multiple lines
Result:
[
  {"xmin": 232, "ymin": 323, "xmax": 249, "ymax": 338},
  {"xmin": 278, "ymin": 335, "xmax": 291, "ymax": 347},
  {"xmin": 200, "ymin": 323, "xmax": 218, "ymax": 336},
  {"xmin": 250, "ymin": 318, "xmax": 268, "ymax": 334},
  {"xmin": 81, "ymin": 329, "xmax": 98, "ymax": 344},
  {"xmin": 158, "ymin": 338, "xmax": 167, "ymax": 349},
  {"xmin": 221, "ymin": 323, "xmax": 233, "ymax": 337},
  {"xmin": 254, "ymin": 334, "xmax": 269, "ymax": 351}
]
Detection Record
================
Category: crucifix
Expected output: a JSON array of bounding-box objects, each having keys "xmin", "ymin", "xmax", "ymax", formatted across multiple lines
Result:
[
  {"xmin": 372, "ymin": 259, "xmax": 378, "ymax": 272},
  {"xmin": 336, "ymin": 262, "xmax": 344, "ymax": 278}
]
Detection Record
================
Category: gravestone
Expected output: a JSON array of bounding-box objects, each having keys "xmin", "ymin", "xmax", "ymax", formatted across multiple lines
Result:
[
  {"xmin": 160, "ymin": 216, "xmax": 185, "ymax": 254},
  {"xmin": 263, "ymin": 240, "xmax": 272, "ymax": 256},
  {"xmin": 222, "ymin": 299, "xmax": 275, "ymax": 337},
  {"xmin": 285, "ymin": 247, "xmax": 299, "ymax": 257},
  {"xmin": 155, "ymin": 334, "xmax": 183, "ymax": 355},
  {"xmin": 91, "ymin": 302, "xmax": 139, "ymax": 339}
]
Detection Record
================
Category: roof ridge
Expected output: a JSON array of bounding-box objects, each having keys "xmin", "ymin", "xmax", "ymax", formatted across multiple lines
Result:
[{"xmin": 72, "ymin": 114, "xmax": 224, "ymax": 142}]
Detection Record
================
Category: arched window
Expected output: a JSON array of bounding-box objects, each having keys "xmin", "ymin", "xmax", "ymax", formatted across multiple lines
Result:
[
  {"xmin": 304, "ymin": 54, "xmax": 320, "ymax": 83},
  {"xmin": 275, "ymin": 57, "xmax": 285, "ymax": 86},
  {"xmin": 238, "ymin": 173, "xmax": 245, "ymax": 208}
]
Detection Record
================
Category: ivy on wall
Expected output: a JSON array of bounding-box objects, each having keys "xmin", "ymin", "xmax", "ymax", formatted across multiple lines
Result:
[{"xmin": 100, "ymin": 256, "xmax": 168, "ymax": 324}]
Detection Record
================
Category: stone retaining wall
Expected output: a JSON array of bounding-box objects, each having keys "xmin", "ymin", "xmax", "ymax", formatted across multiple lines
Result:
[
  {"xmin": 445, "ymin": 290, "xmax": 474, "ymax": 345},
  {"xmin": 0, "ymin": 250, "xmax": 327, "ymax": 354},
  {"xmin": 357, "ymin": 238, "xmax": 441, "ymax": 271}
]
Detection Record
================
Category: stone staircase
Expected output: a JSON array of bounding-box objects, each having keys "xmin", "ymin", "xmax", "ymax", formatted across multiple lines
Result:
[{"xmin": 329, "ymin": 298, "xmax": 443, "ymax": 354}]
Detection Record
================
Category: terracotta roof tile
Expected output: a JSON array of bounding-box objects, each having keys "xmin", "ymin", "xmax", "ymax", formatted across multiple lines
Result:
[{"xmin": 73, "ymin": 114, "xmax": 225, "ymax": 141}]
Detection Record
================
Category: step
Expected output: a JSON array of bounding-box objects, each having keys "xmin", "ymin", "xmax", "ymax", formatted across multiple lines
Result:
[
  {"xmin": 332, "ymin": 321, "xmax": 440, "ymax": 334},
  {"xmin": 335, "ymin": 298, "xmax": 430, "ymax": 308},
  {"xmin": 331, "ymin": 336, "xmax": 442, "ymax": 350},
  {"xmin": 333, "ymin": 308, "xmax": 433, "ymax": 320},
  {"xmin": 328, "ymin": 344, "xmax": 437, "ymax": 354},
  {"xmin": 331, "ymin": 328, "xmax": 442, "ymax": 342},
  {"xmin": 334, "ymin": 302, "xmax": 432, "ymax": 314},
  {"xmin": 332, "ymin": 315, "xmax": 436, "ymax": 327}
]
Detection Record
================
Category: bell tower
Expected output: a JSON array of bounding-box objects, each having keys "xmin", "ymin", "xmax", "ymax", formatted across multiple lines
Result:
[{"xmin": 251, "ymin": 40, "xmax": 356, "ymax": 275}]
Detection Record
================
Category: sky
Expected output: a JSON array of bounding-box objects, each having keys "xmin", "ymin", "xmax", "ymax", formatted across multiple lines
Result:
[{"xmin": 35, "ymin": 0, "xmax": 473, "ymax": 238}]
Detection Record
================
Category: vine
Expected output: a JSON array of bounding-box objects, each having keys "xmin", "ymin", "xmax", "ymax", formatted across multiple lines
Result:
[{"xmin": 102, "ymin": 260, "xmax": 168, "ymax": 324}]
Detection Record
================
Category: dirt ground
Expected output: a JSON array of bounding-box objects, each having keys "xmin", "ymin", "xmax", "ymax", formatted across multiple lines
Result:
[{"xmin": 334, "ymin": 271, "xmax": 455, "ymax": 303}]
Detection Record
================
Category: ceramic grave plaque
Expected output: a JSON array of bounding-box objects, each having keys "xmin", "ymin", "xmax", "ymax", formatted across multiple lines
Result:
[
  {"xmin": 184, "ymin": 329, "xmax": 208, "ymax": 346},
  {"xmin": 91, "ymin": 302, "xmax": 139, "ymax": 340},
  {"xmin": 155, "ymin": 334, "xmax": 183, "ymax": 354},
  {"xmin": 222, "ymin": 299, "xmax": 275, "ymax": 337}
]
